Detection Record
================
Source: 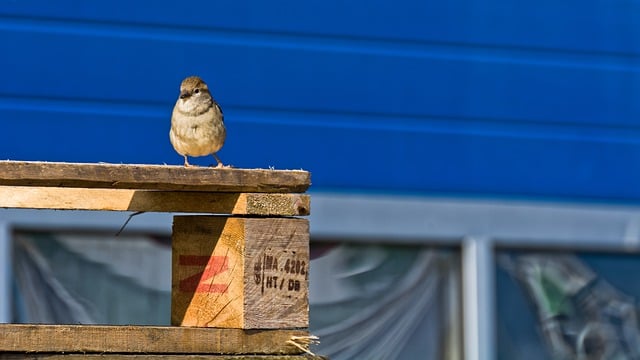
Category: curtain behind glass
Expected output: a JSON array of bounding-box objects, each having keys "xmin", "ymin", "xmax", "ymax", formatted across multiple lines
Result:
[
  {"xmin": 12, "ymin": 231, "xmax": 171, "ymax": 325},
  {"xmin": 309, "ymin": 244, "xmax": 461, "ymax": 360}
]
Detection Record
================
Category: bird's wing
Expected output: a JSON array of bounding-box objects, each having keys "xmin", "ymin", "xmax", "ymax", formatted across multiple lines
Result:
[{"xmin": 214, "ymin": 101, "xmax": 224, "ymax": 123}]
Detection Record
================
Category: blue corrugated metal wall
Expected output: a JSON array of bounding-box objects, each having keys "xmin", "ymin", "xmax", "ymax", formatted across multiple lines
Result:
[{"xmin": 1, "ymin": 1, "xmax": 640, "ymax": 201}]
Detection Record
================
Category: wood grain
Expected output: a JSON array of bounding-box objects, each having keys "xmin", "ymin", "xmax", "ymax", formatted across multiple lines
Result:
[
  {"xmin": 172, "ymin": 216, "xmax": 309, "ymax": 329},
  {"xmin": 0, "ymin": 161, "xmax": 310, "ymax": 193},
  {"xmin": 244, "ymin": 218, "xmax": 309, "ymax": 329},
  {"xmin": 0, "ymin": 187, "xmax": 310, "ymax": 215},
  {"xmin": 0, "ymin": 325, "xmax": 308, "ymax": 354}
]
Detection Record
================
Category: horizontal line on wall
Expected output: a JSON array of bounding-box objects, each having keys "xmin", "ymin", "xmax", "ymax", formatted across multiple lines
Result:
[
  {"xmin": 0, "ymin": 14, "xmax": 639, "ymax": 72},
  {"xmin": 230, "ymin": 106, "xmax": 640, "ymax": 144},
  {"xmin": 0, "ymin": 94, "xmax": 168, "ymax": 117},
  {"xmin": 3, "ymin": 94, "xmax": 640, "ymax": 145}
]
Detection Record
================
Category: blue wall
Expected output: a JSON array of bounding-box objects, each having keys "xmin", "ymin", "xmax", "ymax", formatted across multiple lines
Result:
[{"xmin": 1, "ymin": 1, "xmax": 640, "ymax": 201}]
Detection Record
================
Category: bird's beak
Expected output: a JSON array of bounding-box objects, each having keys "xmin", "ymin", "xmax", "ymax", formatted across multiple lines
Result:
[{"xmin": 179, "ymin": 90, "xmax": 189, "ymax": 99}]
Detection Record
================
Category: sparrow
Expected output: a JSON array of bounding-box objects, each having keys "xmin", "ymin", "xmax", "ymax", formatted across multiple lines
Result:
[{"xmin": 170, "ymin": 76, "xmax": 226, "ymax": 167}]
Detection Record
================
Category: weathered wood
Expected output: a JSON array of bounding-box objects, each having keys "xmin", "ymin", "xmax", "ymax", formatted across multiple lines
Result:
[
  {"xmin": 0, "ymin": 161, "xmax": 310, "ymax": 193},
  {"xmin": 0, "ymin": 187, "xmax": 310, "ymax": 215},
  {"xmin": 0, "ymin": 325, "xmax": 307, "ymax": 354},
  {"xmin": 172, "ymin": 216, "xmax": 309, "ymax": 329},
  {"xmin": 0, "ymin": 355, "xmax": 328, "ymax": 359}
]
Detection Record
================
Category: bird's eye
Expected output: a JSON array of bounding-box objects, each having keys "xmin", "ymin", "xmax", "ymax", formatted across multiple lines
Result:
[{"xmin": 194, "ymin": 88, "xmax": 200, "ymax": 94}]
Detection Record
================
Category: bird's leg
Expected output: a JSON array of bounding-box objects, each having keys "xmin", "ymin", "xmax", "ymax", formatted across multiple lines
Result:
[
  {"xmin": 213, "ymin": 153, "xmax": 224, "ymax": 168},
  {"xmin": 183, "ymin": 155, "xmax": 191, "ymax": 167}
]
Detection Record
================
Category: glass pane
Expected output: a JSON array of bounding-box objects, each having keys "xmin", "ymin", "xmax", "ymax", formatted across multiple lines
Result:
[
  {"xmin": 12, "ymin": 230, "xmax": 171, "ymax": 325},
  {"xmin": 309, "ymin": 243, "xmax": 461, "ymax": 360},
  {"xmin": 497, "ymin": 250, "xmax": 640, "ymax": 360}
]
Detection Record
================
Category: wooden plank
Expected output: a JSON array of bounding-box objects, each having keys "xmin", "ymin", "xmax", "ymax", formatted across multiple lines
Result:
[
  {"xmin": 0, "ymin": 161, "xmax": 310, "ymax": 193},
  {"xmin": 172, "ymin": 216, "xmax": 309, "ymax": 329},
  {"xmin": 0, "ymin": 325, "xmax": 307, "ymax": 354},
  {"xmin": 1, "ymin": 352, "xmax": 326, "ymax": 359},
  {"xmin": 0, "ymin": 187, "xmax": 310, "ymax": 215}
]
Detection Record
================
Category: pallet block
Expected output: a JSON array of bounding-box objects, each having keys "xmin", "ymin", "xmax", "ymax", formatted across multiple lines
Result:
[{"xmin": 172, "ymin": 216, "xmax": 309, "ymax": 329}]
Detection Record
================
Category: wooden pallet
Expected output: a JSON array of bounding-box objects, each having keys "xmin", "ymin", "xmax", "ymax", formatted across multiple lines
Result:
[{"xmin": 0, "ymin": 161, "xmax": 318, "ymax": 358}]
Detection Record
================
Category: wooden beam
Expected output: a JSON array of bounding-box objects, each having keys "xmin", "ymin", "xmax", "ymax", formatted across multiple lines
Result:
[
  {"xmin": 0, "ymin": 161, "xmax": 310, "ymax": 193},
  {"xmin": 0, "ymin": 325, "xmax": 308, "ymax": 354},
  {"xmin": 0, "ymin": 187, "xmax": 310, "ymax": 215},
  {"xmin": 172, "ymin": 216, "xmax": 309, "ymax": 329},
  {"xmin": 0, "ymin": 355, "xmax": 328, "ymax": 359}
]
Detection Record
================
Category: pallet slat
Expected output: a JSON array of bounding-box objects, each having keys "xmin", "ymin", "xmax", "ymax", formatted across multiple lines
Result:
[
  {"xmin": 0, "ymin": 161, "xmax": 310, "ymax": 193},
  {"xmin": 0, "ymin": 355, "xmax": 327, "ymax": 359},
  {"xmin": 0, "ymin": 325, "xmax": 308, "ymax": 354},
  {"xmin": 0, "ymin": 187, "xmax": 310, "ymax": 215}
]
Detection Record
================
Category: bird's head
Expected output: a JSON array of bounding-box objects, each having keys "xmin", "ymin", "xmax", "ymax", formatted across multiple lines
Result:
[
  {"xmin": 179, "ymin": 76, "xmax": 211, "ymax": 100},
  {"xmin": 176, "ymin": 76, "xmax": 213, "ymax": 114}
]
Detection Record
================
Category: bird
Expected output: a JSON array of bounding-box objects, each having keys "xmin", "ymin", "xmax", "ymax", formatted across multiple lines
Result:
[{"xmin": 170, "ymin": 76, "xmax": 226, "ymax": 167}]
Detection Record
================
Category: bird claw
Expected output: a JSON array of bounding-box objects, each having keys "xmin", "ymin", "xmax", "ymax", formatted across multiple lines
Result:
[{"xmin": 214, "ymin": 163, "xmax": 233, "ymax": 169}]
